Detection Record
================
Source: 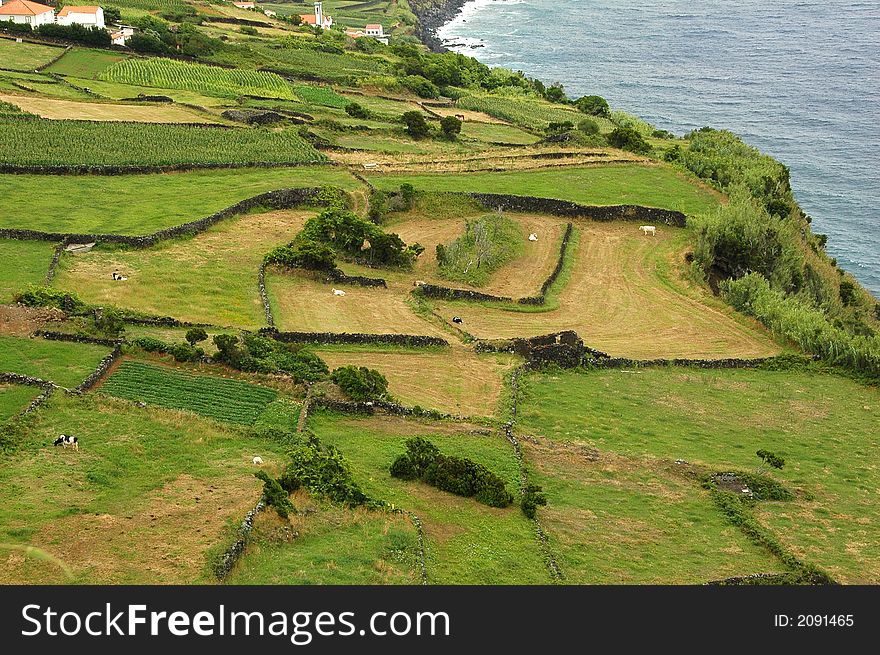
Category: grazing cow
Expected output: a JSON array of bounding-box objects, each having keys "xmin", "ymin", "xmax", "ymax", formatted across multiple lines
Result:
[
  {"xmin": 528, "ymin": 233, "xmax": 538, "ymax": 242},
  {"xmin": 332, "ymin": 288, "xmax": 346, "ymax": 296},
  {"xmin": 413, "ymin": 280, "xmax": 427, "ymax": 287},
  {"xmin": 452, "ymin": 316, "xmax": 463, "ymax": 324},
  {"xmin": 253, "ymin": 456, "xmax": 264, "ymax": 466},
  {"xmin": 53, "ymin": 434, "xmax": 78, "ymax": 450},
  {"xmin": 639, "ymin": 225, "xmax": 656, "ymax": 236},
  {"xmin": 111, "ymin": 271, "xmax": 128, "ymax": 281},
  {"xmin": 455, "ymin": 114, "xmax": 466, "ymax": 121}
]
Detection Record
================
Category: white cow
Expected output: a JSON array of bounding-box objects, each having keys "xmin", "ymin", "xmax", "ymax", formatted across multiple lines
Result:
[
  {"xmin": 528, "ymin": 233, "xmax": 538, "ymax": 242},
  {"xmin": 413, "ymin": 280, "xmax": 427, "ymax": 287},
  {"xmin": 639, "ymin": 225, "xmax": 656, "ymax": 236},
  {"xmin": 253, "ymin": 456, "xmax": 264, "ymax": 466},
  {"xmin": 332, "ymin": 288, "xmax": 346, "ymax": 296}
]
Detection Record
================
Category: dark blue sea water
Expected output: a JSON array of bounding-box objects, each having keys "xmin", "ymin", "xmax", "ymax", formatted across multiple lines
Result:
[{"xmin": 439, "ymin": 0, "xmax": 880, "ymax": 297}]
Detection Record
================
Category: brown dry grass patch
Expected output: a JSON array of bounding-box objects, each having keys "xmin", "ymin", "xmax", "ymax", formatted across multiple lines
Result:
[{"xmin": 0, "ymin": 94, "xmax": 218, "ymax": 123}]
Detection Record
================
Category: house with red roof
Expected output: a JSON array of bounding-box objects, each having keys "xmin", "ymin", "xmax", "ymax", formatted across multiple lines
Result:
[
  {"xmin": 0, "ymin": 0, "xmax": 56, "ymax": 27},
  {"xmin": 300, "ymin": 1, "xmax": 332, "ymax": 30},
  {"xmin": 56, "ymin": 5, "xmax": 105, "ymax": 29}
]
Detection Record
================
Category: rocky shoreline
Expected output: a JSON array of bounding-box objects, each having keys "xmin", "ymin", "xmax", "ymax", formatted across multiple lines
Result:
[{"xmin": 410, "ymin": 0, "xmax": 471, "ymax": 52}]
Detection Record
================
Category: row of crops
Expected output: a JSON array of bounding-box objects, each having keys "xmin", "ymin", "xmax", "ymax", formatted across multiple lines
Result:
[
  {"xmin": 99, "ymin": 58, "xmax": 296, "ymax": 100},
  {"xmin": 0, "ymin": 117, "xmax": 326, "ymax": 166},
  {"xmin": 293, "ymin": 84, "xmax": 349, "ymax": 108},
  {"xmin": 100, "ymin": 361, "xmax": 279, "ymax": 425},
  {"xmin": 456, "ymin": 94, "xmax": 586, "ymax": 131}
]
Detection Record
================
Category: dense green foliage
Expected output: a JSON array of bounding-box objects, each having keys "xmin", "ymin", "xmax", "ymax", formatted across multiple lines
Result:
[
  {"xmin": 607, "ymin": 126, "xmax": 651, "ymax": 154},
  {"xmin": 401, "ymin": 110, "xmax": 431, "ymax": 139},
  {"xmin": 37, "ymin": 23, "xmax": 111, "ymax": 47},
  {"xmin": 255, "ymin": 469, "xmax": 295, "ymax": 519},
  {"xmin": 521, "ymin": 484, "xmax": 548, "ymax": 519},
  {"xmin": 101, "ymin": 361, "xmax": 278, "ymax": 424},
  {"xmin": 390, "ymin": 437, "xmax": 514, "ymax": 508},
  {"xmin": 575, "ymin": 95, "xmax": 610, "ymax": 117},
  {"xmin": 436, "ymin": 213, "xmax": 524, "ymax": 286},
  {"xmin": 213, "ymin": 333, "xmax": 329, "ymax": 382},
  {"xmin": 331, "ymin": 365, "xmax": 389, "ymax": 401},
  {"xmin": 13, "ymin": 286, "xmax": 86, "ymax": 313},
  {"xmin": 278, "ymin": 436, "xmax": 373, "ymax": 507}
]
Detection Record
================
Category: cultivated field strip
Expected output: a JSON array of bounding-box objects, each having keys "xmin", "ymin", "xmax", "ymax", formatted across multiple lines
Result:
[{"xmin": 100, "ymin": 360, "xmax": 278, "ymax": 424}]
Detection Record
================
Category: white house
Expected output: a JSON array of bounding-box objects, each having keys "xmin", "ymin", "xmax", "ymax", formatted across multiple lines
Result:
[
  {"xmin": 232, "ymin": 1, "xmax": 255, "ymax": 8},
  {"xmin": 263, "ymin": 9, "xmax": 276, "ymax": 18},
  {"xmin": 346, "ymin": 23, "xmax": 388, "ymax": 45},
  {"xmin": 300, "ymin": 1, "xmax": 331, "ymax": 29},
  {"xmin": 56, "ymin": 6, "xmax": 105, "ymax": 29},
  {"xmin": 0, "ymin": 0, "xmax": 56, "ymax": 27}
]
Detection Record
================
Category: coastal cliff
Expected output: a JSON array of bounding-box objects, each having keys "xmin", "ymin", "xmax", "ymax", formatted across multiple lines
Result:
[{"xmin": 408, "ymin": 0, "xmax": 470, "ymax": 52}]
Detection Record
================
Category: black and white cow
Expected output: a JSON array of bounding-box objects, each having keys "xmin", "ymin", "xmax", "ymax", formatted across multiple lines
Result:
[
  {"xmin": 53, "ymin": 434, "xmax": 79, "ymax": 450},
  {"xmin": 452, "ymin": 316, "xmax": 463, "ymax": 324}
]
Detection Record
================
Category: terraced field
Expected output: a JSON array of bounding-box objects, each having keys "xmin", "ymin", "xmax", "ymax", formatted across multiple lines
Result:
[
  {"xmin": 0, "ymin": 95, "xmax": 217, "ymax": 123},
  {"xmin": 0, "ymin": 336, "xmax": 111, "ymax": 389}
]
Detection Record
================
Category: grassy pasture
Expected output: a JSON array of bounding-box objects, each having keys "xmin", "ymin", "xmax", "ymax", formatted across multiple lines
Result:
[
  {"xmin": 0, "ymin": 335, "xmax": 110, "ymax": 388},
  {"xmin": 0, "ymin": 240, "xmax": 55, "ymax": 303},
  {"xmin": 310, "ymin": 414, "xmax": 550, "ymax": 584},
  {"xmin": 100, "ymin": 361, "xmax": 279, "ymax": 425},
  {"xmin": 0, "ymin": 167, "xmax": 359, "ymax": 235},
  {"xmin": 55, "ymin": 210, "xmax": 311, "ymax": 327},
  {"xmin": 461, "ymin": 121, "xmax": 541, "ymax": 145},
  {"xmin": 0, "ymin": 393, "xmax": 288, "ymax": 584},
  {"xmin": 60, "ymin": 76, "xmax": 231, "ymax": 107},
  {"xmin": 0, "ymin": 38, "xmax": 65, "ymax": 72},
  {"xmin": 225, "ymin": 501, "xmax": 421, "ymax": 585},
  {"xmin": 431, "ymin": 222, "xmax": 778, "ymax": 359},
  {"xmin": 314, "ymin": 347, "xmax": 517, "ymax": 417},
  {"xmin": 0, "ymin": 384, "xmax": 40, "ymax": 422},
  {"xmin": 436, "ymin": 213, "xmax": 525, "ymax": 287},
  {"xmin": 456, "ymin": 93, "xmax": 589, "ymax": 130},
  {"xmin": 0, "ymin": 94, "xmax": 217, "ymax": 123},
  {"xmin": 517, "ymin": 366, "xmax": 880, "ymax": 583},
  {"xmin": 45, "ymin": 48, "xmax": 127, "ymax": 79},
  {"xmin": 371, "ymin": 164, "xmax": 721, "ymax": 216}
]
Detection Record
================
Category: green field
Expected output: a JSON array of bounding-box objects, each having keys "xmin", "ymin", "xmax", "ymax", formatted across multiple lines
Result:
[
  {"xmin": 293, "ymin": 84, "xmax": 349, "ymax": 108},
  {"xmin": 99, "ymin": 58, "xmax": 296, "ymax": 100},
  {"xmin": 0, "ymin": 38, "xmax": 65, "ymax": 72},
  {"xmin": 46, "ymin": 48, "xmax": 128, "ymax": 79},
  {"xmin": 0, "ymin": 240, "xmax": 55, "ymax": 303},
  {"xmin": 517, "ymin": 366, "xmax": 880, "ymax": 583},
  {"xmin": 100, "ymin": 361, "xmax": 279, "ymax": 425},
  {"xmin": 457, "ymin": 93, "xmax": 590, "ymax": 130},
  {"xmin": 0, "ymin": 384, "xmax": 41, "ymax": 422},
  {"xmin": 0, "ymin": 119, "xmax": 325, "ymax": 167},
  {"xmin": 372, "ymin": 165, "xmax": 720, "ymax": 215},
  {"xmin": 0, "ymin": 167, "xmax": 359, "ymax": 235},
  {"xmin": 0, "ymin": 392, "xmax": 288, "ymax": 584},
  {"xmin": 0, "ymin": 336, "xmax": 110, "ymax": 388}
]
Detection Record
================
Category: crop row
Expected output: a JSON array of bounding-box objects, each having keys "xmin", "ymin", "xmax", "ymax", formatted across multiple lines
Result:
[
  {"xmin": 456, "ymin": 94, "xmax": 583, "ymax": 130},
  {"xmin": 293, "ymin": 84, "xmax": 349, "ymax": 109},
  {"xmin": 0, "ymin": 117, "xmax": 325, "ymax": 166},
  {"xmin": 101, "ymin": 361, "xmax": 278, "ymax": 424},
  {"xmin": 99, "ymin": 58, "xmax": 296, "ymax": 100}
]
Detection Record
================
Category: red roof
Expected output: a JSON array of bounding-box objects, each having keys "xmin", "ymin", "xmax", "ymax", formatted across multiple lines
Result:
[
  {"xmin": 365, "ymin": 24, "xmax": 381, "ymax": 30},
  {"xmin": 57, "ymin": 6, "xmax": 101, "ymax": 16},
  {"xmin": 0, "ymin": 0, "xmax": 54, "ymax": 16}
]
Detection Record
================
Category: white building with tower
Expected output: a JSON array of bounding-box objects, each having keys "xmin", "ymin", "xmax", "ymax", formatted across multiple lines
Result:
[{"xmin": 300, "ymin": 1, "xmax": 332, "ymax": 29}]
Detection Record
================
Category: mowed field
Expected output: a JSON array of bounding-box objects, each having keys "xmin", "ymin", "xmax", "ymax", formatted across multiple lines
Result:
[
  {"xmin": 55, "ymin": 209, "xmax": 312, "ymax": 327},
  {"xmin": 432, "ymin": 222, "xmax": 779, "ymax": 359},
  {"xmin": 517, "ymin": 366, "xmax": 880, "ymax": 583},
  {"xmin": 314, "ymin": 347, "xmax": 518, "ymax": 417},
  {"xmin": 0, "ymin": 239, "xmax": 55, "ymax": 303},
  {"xmin": 0, "ymin": 393, "xmax": 289, "ymax": 584},
  {"xmin": 0, "ymin": 335, "xmax": 111, "ymax": 388},
  {"xmin": 0, "ymin": 384, "xmax": 41, "ymax": 421},
  {"xmin": 0, "ymin": 38, "xmax": 65, "ymax": 71},
  {"xmin": 0, "ymin": 94, "xmax": 218, "ymax": 124}
]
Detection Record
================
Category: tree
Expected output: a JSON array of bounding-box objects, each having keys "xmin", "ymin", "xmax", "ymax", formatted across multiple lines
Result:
[
  {"xmin": 399, "ymin": 183, "xmax": 417, "ymax": 210},
  {"xmin": 543, "ymin": 82, "xmax": 568, "ymax": 104},
  {"xmin": 439, "ymin": 115, "xmax": 462, "ymax": 140},
  {"xmin": 756, "ymin": 449, "xmax": 785, "ymax": 471},
  {"xmin": 607, "ymin": 126, "xmax": 651, "ymax": 154},
  {"xmin": 331, "ymin": 366, "xmax": 389, "ymax": 401},
  {"xmin": 401, "ymin": 111, "xmax": 431, "ymax": 139},
  {"xmin": 345, "ymin": 102, "xmax": 370, "ymax": 119},
  {"xmin": 103, "ymin": 6, "xmax": 121, "ymax": 24},
  {"xmin": 185, "ymin": 327, "xmax": 208, "ymax": 346},
  {"xmin": 578, "ymin": 118, "xmax": 600, "ymax": 135},
  {"xmin": 575, "ymin": 95, "xmax": 610, "ymax": 117},
  {"xmin": 546, "ymin": 121, "xmax": 574, "ymax": 135}
]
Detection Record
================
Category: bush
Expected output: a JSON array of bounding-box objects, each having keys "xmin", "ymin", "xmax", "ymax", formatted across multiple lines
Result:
[
  {"xmin": 94, "ymin": 307, "xmax": 125, "ymax": 337},
  {"xmin": 521, "ymin": 484, "xmax": 548, "ymax": 519},
  {"xmin": 575, "ymin": 95, "xmax": 610, "ymax": 117},
  {"xmin": 37, "ymin": 23, "xmax": 111, "ymax": 47},
  {"xmin": 344, "ymin": 102, "xmax": 371, "ymax": 119},
  {"xmin": 331, "ymin": 365, "xmax": 388, "ymax": 401},
  {"xmin": 169, "ymin": 342, "xmax": 203, "ymax": 363},
  {"xmin": 399, "ymin": 183, "xmax": 417, "ymax": 210},
  {"xmin": 213, "ymin": 332, "xmax": 329, "ymax": 381},
  {"xmin": 255, "ymin": 470, "xmax": 294, "ymax": 519},
  {"xmin": 607, "ymin": 126, "xmax": 651, "ymax": 154},
  {"xmin": 127, "ymin": 33, "xmax": 170, "ymax": 54},
  {"xmin": 265, "ymin": 239, "xmax": 337, "ymax": 271},
  {"xmin": 546, "ymin": 121, "xmax": 574, "ymax": 135},
  {"xmin": 439, "ymin": 115, "xmax": 462, "ymax": 139},
  {"xmin": 132, "ymin": 336, "xmax": 168, "ymax": 353},
  {"xmin": 401, "ymin": 75, "xmax": 439, "ymax": 99},
  {"xmin": 401, "ymin": 110, "xmax": 431, "ymax": 139},
  {"xmin": 185, "ymin": 327, "xmax": 208, "ymax": 346},
  {"xmin": 389, "ymin": 437, "xmax": 514, "ymax": 508},
  {"xmin": 279, "ymin": 436, "xmax": 372, "ymax": 507},
  {"xmin": 577, "ymin": 118, "xmax": 600, "ymax": 135},
  {"xmin": 14, "ymin": 286, "xmax": 86, "ymax": 313}
]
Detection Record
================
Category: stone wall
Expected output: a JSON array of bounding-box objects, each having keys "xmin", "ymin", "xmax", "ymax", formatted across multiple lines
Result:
[{"xmin": 261, "ymin": 328, "xmax": 449, "ymax": 348}]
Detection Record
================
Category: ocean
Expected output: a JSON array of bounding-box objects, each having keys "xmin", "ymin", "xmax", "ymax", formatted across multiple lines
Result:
[{"xmin": 438, "ymin": 0, "xmax": 880, "ymax": 298}]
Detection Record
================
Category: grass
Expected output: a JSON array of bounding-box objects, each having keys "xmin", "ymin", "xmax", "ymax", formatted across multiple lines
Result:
[
  {"xmin": 0, "ymin": 167, "xmax": 359, "ymax": 235},
  {"xmin": 0, "ymin": 240, "xmax": 55, "ymax": 303},
  {"xmin": 456, "ymin": 93, "xmax": 586, "ymax": 130},
  {"xmin": 55, "ymin": 209, "xmax": 311, "ymax": 327},
  {"xmin": 0, "ymin": 118, "xmax": 325, "ymax": 167},
  {"xmin": 0, "ymin": 38, "xmax": 65, "ymax": 72},
  {"xmin": 45, "ymin": 48, "xmax": 127, "ymax": 79},
  {"xmin": 0, "ymin": 335, "xmax": 111, "ymax": 388},
  {"xmin": 310, "ymin": 414, "xmax": 550, "ymax": 584},
  {"xmin": 371, "ymin": 164, "xmax": 721, "ymax": 216},
  {"xmin": 100, "ymin": 360, "xmax": 278, "ymax": 425},
  {"xmin": 517, "ymin": 365, "xmax": 880, "ymax": 583},
  {"xmin": 60, "ymin": 76, "xmax": 231, "ymax": 107},
  {"xmin": 0, "ymin": 392, "xmax": 288, "ymax": 583},
  {"xmin": 430, "ymin": 222, "xmax": 778, "ymax": 359},
  {"xmin": 462, "ymin": 121, "xmax": 540, "ymax": 145},
  {"xmin": 0, "ymin": 94, "xmax": 217, "ymax": 123},
  {"xmin": 225, "ymin": 501, "xmax": 421, "ymax": 584},
  {"xmin": 0, "ymin": 385, "xmax": 41, "ymax": 422},
  {"xmin": 437, "ymin": 213, "xmax": 525, "ymax": 287}
]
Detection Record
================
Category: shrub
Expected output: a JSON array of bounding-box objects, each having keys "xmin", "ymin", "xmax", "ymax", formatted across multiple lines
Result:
[
  {"xmin": 401, "ymin": 75, "xmax": 439, "ymax": 99},
  {"xmin": 521, "ymin": 484, "xmax": 548, "ymax": 519},
  {"xmin": 169, "ymin": 342, "xmax": 203, "ymax": 363},
  {"xmin": 132, "ymin": 337, "xmax": 168, "ymax": 353},
  {"xmin": 14, "ymin": 286, "xmax": 86, "ymax": 313},
  {"xmin": 546, "ymin": 121, "xmax": 574, "ymax": 135},
  {"xmin": 185, "ymin": 327, "xmax": 208, "ymax": 346},
  {"xmin": 437, "ymin": 213, "xmax": 524, "ymax": 286},
  {"xmin": 264, "ymin": 239, "xmax": 337, "ymax": 271},
  {"xmin": 213, "ymin": 332, "xmax": 329, "ymax": 381},
  {"xmin": 756, "ymin": 449, "xmax": 785, "ymax": 470},
  {"xmin": 94, "ymin": 307, "xmax": 125, "ymax": 337},
  {"xmin": 279, "ymin": 436, "xmax": 372, "ymax": 507},
  {"xmin": 575, "ymin": 95, "xmax": 610, "ymax": 117},
  {"xmin": 255, "ymin": 470, "xmax": 294, "ymax": 519},
  {"xmin": 37, "ymin": 23, "xmax": 111, "ymax": 47},
  {"xmin": 344, "ymin": 102, "xmax": 371, "ymax": 119},
  {"xmin": 399, "ymin": 183, "xmax": 417, "ymax": 210},
  {"xmin": 331, "ymin": 365, "xmax": 389, "ymax": 401},
  {"xmin": 577, "ymin": 118, "xmax": 600, "ymax": 135},
  {"xmin": 607, "ymin": 126, "xmax": 651, "ymax": 154},
  {"xmin": 439, "ymin": 115, "xmax": 462, "ymax": 140},
  {"xmin": 401, "ymin": 110, "xmax": 431, "ymax": 139}
]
